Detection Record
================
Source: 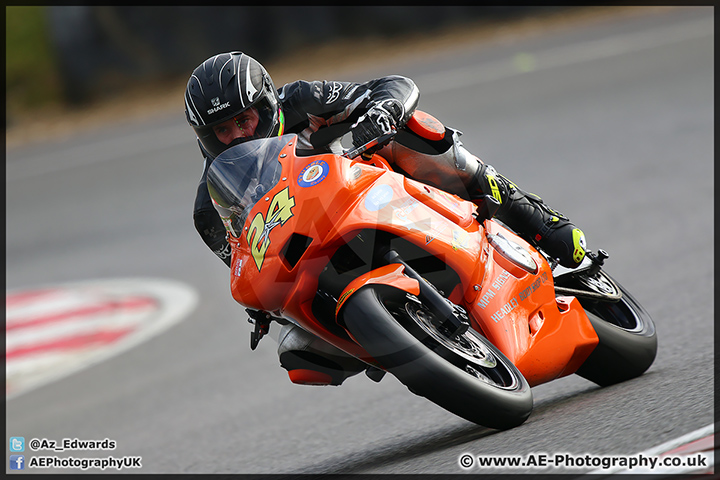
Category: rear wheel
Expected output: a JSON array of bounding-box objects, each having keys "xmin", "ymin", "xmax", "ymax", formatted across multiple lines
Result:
[
  {"xmin": 340, "ymin": 285, "xmax": 533, "ymax": 429},
  {"xmin": 557, "ymin": 270, "xmax": 657, "ymax": 386}
]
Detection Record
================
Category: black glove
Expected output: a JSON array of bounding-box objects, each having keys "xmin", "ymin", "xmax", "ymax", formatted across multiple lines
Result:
[{"xmin": 351, "ymin": 99, "xmax": 404, "ymax": 148}]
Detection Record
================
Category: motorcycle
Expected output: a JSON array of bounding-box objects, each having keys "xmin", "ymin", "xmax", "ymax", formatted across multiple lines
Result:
[{"xmin": 206, "ymin": 112, "xmax": 657, "ymax": 429}]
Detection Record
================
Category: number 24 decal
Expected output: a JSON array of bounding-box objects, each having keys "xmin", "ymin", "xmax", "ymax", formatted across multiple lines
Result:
[{"xmin": 247, "ymin": 187, "xmax": 295, "ymax": 271}]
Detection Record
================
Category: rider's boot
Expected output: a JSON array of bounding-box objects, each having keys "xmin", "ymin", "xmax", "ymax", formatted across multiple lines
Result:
[
  {"xmin": 468, "ymin": 164, "xmax": 588, "ymax": 268},
  {"xmin": 277, "ymin": 323, "xmax": 366, "ymax": 386}
]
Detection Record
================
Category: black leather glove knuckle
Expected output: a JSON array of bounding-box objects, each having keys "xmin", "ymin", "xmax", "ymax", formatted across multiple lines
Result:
[{"xmin": 351, "ymin": 100, "xmax": 403, "ymax": 148}]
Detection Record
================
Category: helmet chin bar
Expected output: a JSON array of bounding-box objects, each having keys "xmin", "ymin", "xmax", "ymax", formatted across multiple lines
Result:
[{"xmin": 227, "ymin": 135, "xmax": 261, "ymax": 148}]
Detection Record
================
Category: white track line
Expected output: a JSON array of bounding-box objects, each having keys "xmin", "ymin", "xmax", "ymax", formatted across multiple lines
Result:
[{"xmin": 588, "ymin": 423, "xmax": 715, "ymax": 475}]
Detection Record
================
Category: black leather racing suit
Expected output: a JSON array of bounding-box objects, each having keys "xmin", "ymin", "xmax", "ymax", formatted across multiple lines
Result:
[{"xmin": 192, "ymin": 75, "xmax": 420, "ymax": 266}]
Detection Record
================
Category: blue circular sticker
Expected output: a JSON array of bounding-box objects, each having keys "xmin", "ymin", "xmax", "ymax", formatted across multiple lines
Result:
[
  {"xmin": 298, "ymin": 160, "xmax": 329, "ymax": 188},
  {"xmin": 365, "ymin": 184, "xmax": 394, "ymax": 211}
]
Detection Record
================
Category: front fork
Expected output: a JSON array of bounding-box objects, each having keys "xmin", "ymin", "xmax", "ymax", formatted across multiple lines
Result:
[{"xmin": 382, "ymin": 248, "xmax": 470, "ymax": 339}]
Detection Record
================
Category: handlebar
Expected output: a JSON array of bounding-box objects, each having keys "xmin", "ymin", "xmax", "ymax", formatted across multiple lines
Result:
[{"xmin": 343, "ymin": 128, "xmax": 397, "ymax": 160}]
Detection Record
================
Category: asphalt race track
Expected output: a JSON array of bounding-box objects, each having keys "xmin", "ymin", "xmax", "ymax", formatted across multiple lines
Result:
[{"xmin": 5, "ymin": 7, "xmax": 713, "ymax": 475}]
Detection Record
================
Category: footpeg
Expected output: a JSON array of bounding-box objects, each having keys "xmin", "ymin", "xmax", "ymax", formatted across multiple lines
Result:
[
  {"xmin": 247, "ymin": 309, "xmax": 272, "ymax": 350},
  {"xmin": 588, "ymin": 249, "xmax": 609, "ymax": 276}
]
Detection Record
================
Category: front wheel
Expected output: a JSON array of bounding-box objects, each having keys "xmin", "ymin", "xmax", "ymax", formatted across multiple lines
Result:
[
  {"xmin": 557, "ymin": 270, "xmax": 657, "ymax": 387},
  {"xmin": 339, "ymin": 285, "xmax": 533, "ymax": 429}
]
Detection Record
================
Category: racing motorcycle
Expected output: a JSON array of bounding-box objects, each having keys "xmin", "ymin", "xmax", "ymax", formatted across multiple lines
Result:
[{"xmin": 207, "ymin": 112, "xmax": 657, "ymax": 430}]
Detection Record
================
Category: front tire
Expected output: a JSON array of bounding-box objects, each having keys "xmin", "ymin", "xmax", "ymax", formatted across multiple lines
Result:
[{"xmin": 340, "ymin": 285, "xmax": 533, "ymax": 429}]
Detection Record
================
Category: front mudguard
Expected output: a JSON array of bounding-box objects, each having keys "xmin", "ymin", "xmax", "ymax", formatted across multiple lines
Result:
[{"xmin": 335, "ymin": 264, "xmax": 420, "ymax": 324}]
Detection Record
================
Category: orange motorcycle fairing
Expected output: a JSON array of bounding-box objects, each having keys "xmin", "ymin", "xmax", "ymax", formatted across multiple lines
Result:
[
  {"xmin": 222, "ymin": 133, "xmax": 597, "ymax": 389},
  {"xmin": 206, "ymin": 128, "xmax": 657, "ymax": 429},
  {"xmin": 469, "ymin": 221, "xmax": 599, "ymax": 386}
]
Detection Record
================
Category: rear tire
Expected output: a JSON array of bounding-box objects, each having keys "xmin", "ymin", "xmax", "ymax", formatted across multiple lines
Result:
[
  {"xmin": 562, "ymin": 271, "xmax": 657, "ymax": 386},
  {"xmin": 340, "ymin": 285, "xmax": 533, "ymax": 429}
]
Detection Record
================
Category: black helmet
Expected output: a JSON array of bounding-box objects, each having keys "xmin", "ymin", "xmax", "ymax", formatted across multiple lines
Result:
[{"xmin": 185, "ymin": 52, "xmax": 284, "ymax": 158}]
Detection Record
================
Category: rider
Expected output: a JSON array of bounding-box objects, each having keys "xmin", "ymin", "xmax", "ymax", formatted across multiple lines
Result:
[{"xmin": 186, "ymin": 51, "xmax": 588, "ymax": 386}]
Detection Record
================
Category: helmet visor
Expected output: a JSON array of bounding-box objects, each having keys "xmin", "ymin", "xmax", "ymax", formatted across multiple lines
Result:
[{"xmin": 197, "ymin": 95, "xmax": 281, "ymax": 158}]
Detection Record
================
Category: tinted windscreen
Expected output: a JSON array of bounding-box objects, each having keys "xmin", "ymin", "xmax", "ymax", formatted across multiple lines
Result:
[{"xmin": 207, "ymin": 135, "xmax": 290, "ymax": 237}]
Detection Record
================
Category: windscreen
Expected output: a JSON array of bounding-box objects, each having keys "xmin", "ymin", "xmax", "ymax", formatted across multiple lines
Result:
[{"xmin": 207, "ymin": 135, "xmax": 290, "ymax": 237}]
